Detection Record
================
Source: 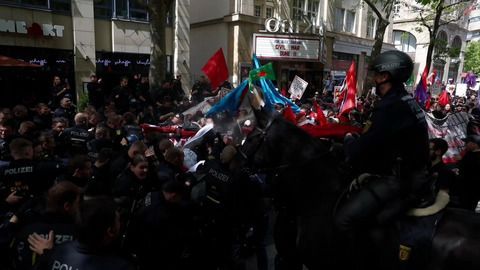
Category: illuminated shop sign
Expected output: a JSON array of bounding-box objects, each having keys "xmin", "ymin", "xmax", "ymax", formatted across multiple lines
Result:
[
  {"xmin": 0, "ymin": 19, "xmax": 64, "ymax": 38},
  {"xmin": 254, "ymin": 34, "xmax": 320, "ymax": 61}
]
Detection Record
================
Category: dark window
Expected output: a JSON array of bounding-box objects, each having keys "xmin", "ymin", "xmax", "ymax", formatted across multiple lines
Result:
[
  {"xmin": 51, "ymin": 0, "xmax": 70, "ymax": 12},
  {"xmin": 130, "ymin": 0, "xmax": 148, "ymax": 20},
  {"xmin": 94, "ymin": 0, "xmax": 113, "ymax": 18},
  {"xmin": 115, "ymin": 0, "xmax": 129, "ymax": 18},
  {"xmin": 0, "ymin": 0, "xmax": 69, "ymax": 13},
  {"xmin": 21, "ymin": 0, "xmax": 48, "ymax": 7}
]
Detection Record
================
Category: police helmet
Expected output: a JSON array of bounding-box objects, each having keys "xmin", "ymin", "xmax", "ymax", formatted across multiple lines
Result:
[
  {"xmin": 370, "ymin": 50, "xmax": 414, "ymax": 83},
  {"xmin": 126, "ymin": 134, "xmax": 139, "ymax": 145}
]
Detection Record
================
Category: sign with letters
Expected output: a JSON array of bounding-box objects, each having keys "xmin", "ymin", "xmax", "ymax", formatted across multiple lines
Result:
[
  {"xmin": 0, "ymin": 19, "xmax": 64, "ymax": 37},
  {"xmin": 254, "ymin": 34, "xmax": 320, "ymax": 61},
  {"xmin": 289, "ymin": 75, "xmax": 308, "ymax": 100}
]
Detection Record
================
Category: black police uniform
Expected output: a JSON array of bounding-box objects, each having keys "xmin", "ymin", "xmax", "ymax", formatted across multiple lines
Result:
[
  {"xmin": 335, "ymin": 83, "xmax": 430, "ymax": 268},
  {"xmin": 10, "ymin": 212, "xmax": 75, "ymax": 270},
  {"xmin": 37, "ymin": 240, "xmax": 134, "ymax": 270},
  {"xmin": 340, "ymin": 84, "xmax": 430, "ymax": 215},
  {"xmin": 0, "ymin": 159, "xmax": 64, "ymax": 210},
  {"xmin": 62, "ymin": 125, "xmax": 93, "ymax": 156}
]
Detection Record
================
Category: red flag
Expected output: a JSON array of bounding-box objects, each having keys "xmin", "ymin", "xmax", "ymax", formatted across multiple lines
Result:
[
  {"xmin": 313, "ymin": 100, "xmax": 327, "ymax": 126},
  {"xmin": 282, "ymin": 105, "xmax": 296, "ymax": 124},
  {"xmin": 438, "ymin": 90, "xmax": 451, "ymax": 107},
  {"xmin": 339, "ymin": 60, "xmax": 357, "ymax": 116},
  {"xmin": 201, "ymin": 48, "xmax": 229, "ymax": 90}
]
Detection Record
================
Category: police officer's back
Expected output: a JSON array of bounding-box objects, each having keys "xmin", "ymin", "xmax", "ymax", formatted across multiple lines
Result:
[
  {"xmin": 10, "ymin": 181, "xmax": 80, "ymax": 270},
  {"xmin": 36, "ymin": 197, "xmax": 134, "ymax": 270},
  {"xmin": 62, "ymin": 113, "xmax": 93, "ymax": 157}
]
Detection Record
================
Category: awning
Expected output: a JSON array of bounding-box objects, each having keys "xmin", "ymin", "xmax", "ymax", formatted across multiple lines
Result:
[{"xmin": 0, "ymin": 55, "xmax": 41, "ymax": 68}]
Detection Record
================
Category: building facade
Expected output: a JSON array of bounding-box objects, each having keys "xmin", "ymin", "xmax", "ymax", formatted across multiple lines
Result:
[
  {"xmin": 190, "ymin": 0, "xmax": 395, "ymax": 94},
  {"xmin": 0, "ymin": 0, "xmax": 191, "ymax": 106},
  {"xmin": 392, "ymin": 0, "xmax": 469, "ymax": 88}
]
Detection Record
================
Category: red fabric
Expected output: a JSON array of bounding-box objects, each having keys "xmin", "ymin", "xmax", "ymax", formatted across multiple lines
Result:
[
  {"xmin": 420, "ymin": 66, "xmax": 429, "ymax": 90},
  {"xmin": 301, "ymin": 123, "xmax": 362, "ymax": 139},
  {"xmin": 0, "ymin": 55, "xmax": 41, "ymax": 67},
  {"xmin": 339, "ymin": 60, "xmax": 357, "ymax": 116},
  {"xmin": 438, "ymin": 90, "xmax": 451, "ymax": 107},
  {"xmin": 201, "ymin": 48, "xmax": 229, "ymax": 89},
  {"xmin": 313, "ymin": 100, "xmax": 327, "ymax": 126},
  {"xmin": 282, "ymin": 105, "xmax": 296, "ymax": 124},
  {"xmin": 281, "ymin": 87, "xmax": 288, "ymax": 97},
  {"xmin": 140, "ymin": 124, "xmax": 197, "ymax": 138},
  {"xmin": 425, "ymin": 98, "xmax": 431, "ymax": 110}
]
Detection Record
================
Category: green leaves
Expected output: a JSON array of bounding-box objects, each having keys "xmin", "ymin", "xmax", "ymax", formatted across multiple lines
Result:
[{"xmin": 464, "ymin": 41, "xmax": 480, "ymax": 74}]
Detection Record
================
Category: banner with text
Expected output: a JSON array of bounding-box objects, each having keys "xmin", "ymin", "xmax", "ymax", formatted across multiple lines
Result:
[{"xmin": 425, "ymin": 111, "xmax": 469, "ymax": 163}]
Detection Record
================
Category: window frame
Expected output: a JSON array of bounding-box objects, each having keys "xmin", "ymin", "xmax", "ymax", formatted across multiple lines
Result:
[{"xmin": 393, "ymin": 30, "xmax": 417, "ymax": 53}]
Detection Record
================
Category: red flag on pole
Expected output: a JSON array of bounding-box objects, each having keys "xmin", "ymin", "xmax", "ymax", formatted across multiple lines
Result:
[
  {"xmin": 201, "ymin": 48, "xmax": 229, "ymax": 90},
  {"xmin": 438, "ymin": 90, "xmax": 451, "ymax": 107},
  {"xmin": 313, "ymin": 100, "xmax": 328, "ymax": 126},
  {"xmin": 339, "ymin": 60, "xmax": 357, "ymax": 116}
]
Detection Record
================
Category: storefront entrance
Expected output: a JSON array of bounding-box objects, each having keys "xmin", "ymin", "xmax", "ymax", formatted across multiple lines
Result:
[{"xmin": 0, "ymin": 45, "xmax": 74, "ymax": 108}]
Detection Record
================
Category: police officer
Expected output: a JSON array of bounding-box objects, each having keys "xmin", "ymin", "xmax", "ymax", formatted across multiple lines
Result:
[
  {"xmin": 32, "ymin": 197, "xmax": 134, "ymax": 270},
  {"xmin": 334, "ymin": 51, "xmax": 430, "ymax": 268},
  {"xmin": 0, "ymin": 138, "xmax": 64, "ymax": 213},
  {"xmin": 10, "ymin": 181, "xmax": 80, "ymax": 270},
  {"xmin": 62, "ymin": 113, "xmax": 93, "ymax": 157}
]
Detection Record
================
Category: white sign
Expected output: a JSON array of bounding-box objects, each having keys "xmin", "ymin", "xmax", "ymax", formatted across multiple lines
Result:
[
  {"xmin": 254, "ymin": 34, "xmax": 320, "ymax": 61},
  {"xmin": 261, "ymin": 16, "xmax": 323, "ymax": 35},
  {"xmin": 0, "ymin": 19, "xmax": 64, "ymax": 37},
  {"xmin": 289, "ymin": 75, "xmax": 308, "ymax": 100},
  {"xmin": 455, "ymin": 83, "xmax": 467, "ymax": 97}
]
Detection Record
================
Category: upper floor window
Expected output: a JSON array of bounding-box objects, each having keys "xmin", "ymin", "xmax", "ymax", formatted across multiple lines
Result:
[
  {"xmin": 334, "ymin": 8, "xmax": 355, "ymax": 33},
  {"xmin": 393, "ymin": 0, "xmax": 401, "ymax": 18},
  {"xmin": 266, "ymin": 6, "xmax": 273, "ymax": 18},
  {"xmin": 254, "ymin": 5, "xmax": 262, "ymax": 17},
  {"xmin": 0, "ymin": 0, "xmax": 70, "ymax": 13},
  {"xmin": 393, "ymin": 30, "xmax": 417, "ymax": 53},
  {"xmin": 366, "ymin": 14, "xmax": 377, "ymax": 38},
  {"xmin": 292, "ymin": 0, "xmax": 305, "ymax": 20},
  {"xmin": 307, "ymin": 0, "xmax": 319, "ymax": 21},
  {"xmin": 94, "ymin": 0, "xmax": 149, "ymax": 22}
]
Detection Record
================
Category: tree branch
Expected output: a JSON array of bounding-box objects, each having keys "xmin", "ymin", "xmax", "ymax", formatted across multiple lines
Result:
[{"xmin": 363, "ymin": 0, "xmax": 389, "ymax": 24}]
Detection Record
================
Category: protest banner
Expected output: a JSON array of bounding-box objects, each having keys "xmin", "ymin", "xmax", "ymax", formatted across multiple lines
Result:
[
  {"xmin": 455, "ymin": 83, "xmax": 467, "ymax": 97},
  {"xmin": 425, "ymin": 111, "xmax": 469, "ymax": 163}
]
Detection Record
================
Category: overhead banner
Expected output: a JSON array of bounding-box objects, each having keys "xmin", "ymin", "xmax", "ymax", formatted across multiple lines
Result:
[
  {"xmin": 254, "ymin": 34, "xmax": 320, "ymax": 61},
  {"xmin": 288, "ymin": 75, "xmax": 308, "ymax": 100},
  {"xmin": 425, "ymin": 111, "xmax": 469, "ymax": 163}
]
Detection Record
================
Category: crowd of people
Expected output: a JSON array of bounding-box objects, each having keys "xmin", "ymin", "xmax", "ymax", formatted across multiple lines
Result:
[{"xmin": 0, "ymin": 52, "xmax": 479, "ymax": 270}]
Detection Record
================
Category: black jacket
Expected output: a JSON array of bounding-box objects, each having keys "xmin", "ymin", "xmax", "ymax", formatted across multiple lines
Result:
[
  {"xmin": 345, "ymin": 85, "xmax": 429, "ymax": 177},
  {"xmin": 37, "ymin": 241, "xmax": 134, "ymax": 270}
]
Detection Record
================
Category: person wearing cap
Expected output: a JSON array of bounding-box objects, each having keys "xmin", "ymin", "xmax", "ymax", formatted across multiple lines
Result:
[
  {"xmin": 334, "ymin": 51, "xmax": 431, "ymax": 268},
  {"xmin": 457, "ymin": 134, "xmax": 480, "ymax": 211}
]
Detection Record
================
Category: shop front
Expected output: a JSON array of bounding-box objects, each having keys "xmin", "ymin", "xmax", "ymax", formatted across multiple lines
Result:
[
  {"xmin": 253, "ymin": 33, "xmax": 324, "ymax": 99},
  {"xmin": 94, "ymin": 52, "xmax": 153, "ymax": 93},
  {"xmin": 0, "ymin": 45, "xmax": 74, "ymax": 107}
]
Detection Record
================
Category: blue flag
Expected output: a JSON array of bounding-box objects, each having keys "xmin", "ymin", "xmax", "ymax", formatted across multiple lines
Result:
[
  {"xmin": 206, "ymin": 80, "xmax": 249, "ymax": 117},
  {"xmin": 252, "ymin": 55, "xmax": 300, "ymax": 113},
  {"xmin": 414, "ymin": 77, "xmax": 427, "ymax": 107},
  {"xmin": 206, "ymin": 55, "xmax": 301, "ymax": 117}
]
